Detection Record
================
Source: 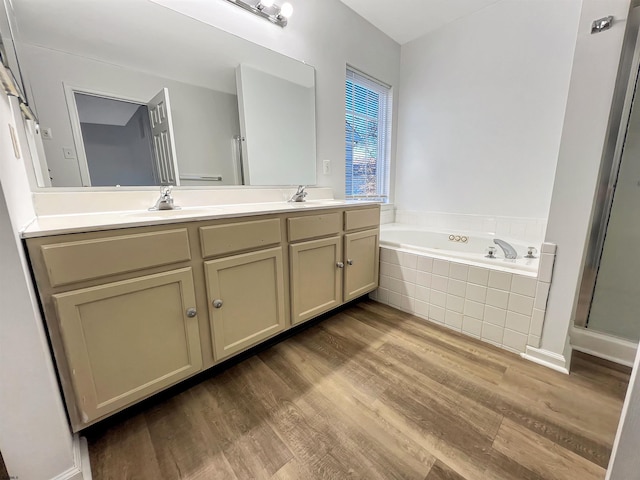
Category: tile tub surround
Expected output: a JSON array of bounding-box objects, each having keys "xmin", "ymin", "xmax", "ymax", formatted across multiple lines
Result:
[
  {"xmin": 380, "ymin": 204, "xmax": 396, "ymax": 225},
  {"xmin": 370, "ymin": 243, "xmax": 557, "ymax": 355},
  {"xmin": 395, "ymin": 209, "xmax": 547, "ymax": 245}
]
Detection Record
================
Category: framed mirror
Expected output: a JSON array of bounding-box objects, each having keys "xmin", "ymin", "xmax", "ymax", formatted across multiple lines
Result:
[{"xmin": 6, "ymin": 0, "xmax": 317, "ymax": 188}]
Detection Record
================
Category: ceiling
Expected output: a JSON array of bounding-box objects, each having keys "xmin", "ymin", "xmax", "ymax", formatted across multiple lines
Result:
[
  {"xmin": 339, "ymin": 0, "xmax": 502, "ymax": 45},
  {"xmin": 75, "ymin": 94, "xmax": 141, "ymax": 127}
]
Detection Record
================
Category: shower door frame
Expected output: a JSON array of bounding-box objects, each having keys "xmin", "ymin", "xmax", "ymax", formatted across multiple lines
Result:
[{"xmin": 575, "ymin": 4, "xmax": 640, "ymax": 330}]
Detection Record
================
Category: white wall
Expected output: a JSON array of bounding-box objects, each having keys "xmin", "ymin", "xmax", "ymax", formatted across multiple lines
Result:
[
  {"xmin": 395, "ymin": 0, "xmax": 580, "ymax": 218},
  {"xmin": 0, "ymin": 94, "xmax": 84, "ymax": 479},
  {"xmin": 542, "ymin": 0, "xmax": 632, "ymax": 364},
  {"xmin": 21, "ymin": 44, "xmax": 241, "ymax": 187},
  {"xmin": 151, "ymin": 0, "xmax": 401, "ymax": 198}
]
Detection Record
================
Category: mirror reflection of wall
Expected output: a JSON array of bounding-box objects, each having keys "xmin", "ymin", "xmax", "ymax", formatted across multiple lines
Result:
[
  {"xmin": 10, "ymin": 0, "xmax": 317, "ymax": 188},
  {"xmin": 237, "ymin": 64, "xmax": 316, "ymax": 186},
  {"xmin": 21, "ymin": 43, "xmax": 243, "ymax": 188},
  {"xmin": 75, "ymin": 93, "xmax": 158, "ymax": 187}
]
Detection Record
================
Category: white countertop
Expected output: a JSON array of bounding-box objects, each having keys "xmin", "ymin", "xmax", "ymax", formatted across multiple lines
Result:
[{"xmin": 21, "ymin": 199, "xmax": 380, "ymax": 238}]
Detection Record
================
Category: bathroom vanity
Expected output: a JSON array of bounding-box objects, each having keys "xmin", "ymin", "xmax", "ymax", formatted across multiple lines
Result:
[{"xmin": 24, "ymin": 202, "xmax": 380, "ymax": 432}]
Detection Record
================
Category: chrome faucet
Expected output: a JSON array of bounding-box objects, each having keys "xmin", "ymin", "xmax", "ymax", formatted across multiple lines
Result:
[
  {"xmin": 289, "ymin": 185, "xmax": 308, "ymax": 203},
  {"xmin": 493, "ymin": 239, "xmax": 518, "ymax": 259},
  {"xmin": 149, "ymin": 186, "xmax": 180, "ymax": 211}
]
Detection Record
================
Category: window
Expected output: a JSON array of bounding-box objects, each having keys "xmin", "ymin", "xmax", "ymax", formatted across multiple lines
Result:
[{"xmin": 345, "ymin": 67, "xmax": 392, "ymax": 201}]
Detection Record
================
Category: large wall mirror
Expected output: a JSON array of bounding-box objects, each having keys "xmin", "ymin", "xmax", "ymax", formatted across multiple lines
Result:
[{"xmin": 4, "ymin": 0, "xmax": 317, "ymax": 188}]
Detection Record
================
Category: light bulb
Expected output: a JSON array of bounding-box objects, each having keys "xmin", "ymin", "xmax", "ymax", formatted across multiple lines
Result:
[
  {"xmin": 256, "ymin": 0, "xmax": 273, "ymax": 10},
  {"xmin": 279, "ymin": 2, "xmax": 293, "ymax": 18}
]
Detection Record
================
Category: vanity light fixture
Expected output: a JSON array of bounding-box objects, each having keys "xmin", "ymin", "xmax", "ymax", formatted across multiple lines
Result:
[
  {"xmin": 224, "ymin": 0, "xmax": 293, "ymax": 27},
  {"xmin": 255, "ymin": 0, "xmax": 273, "ymax": 10},
  {"xmin": 277, "ymin": 2, "xmax": 293, "ymax": 21}
]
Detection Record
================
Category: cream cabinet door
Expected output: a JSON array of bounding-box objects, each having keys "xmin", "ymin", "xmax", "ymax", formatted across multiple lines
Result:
[
  {"xmin": 344, "ymin": 229, "xmax": 380, "ymax": 301},
  {"xmin": 53, "ymin": 267, "xmax": 202, "ymax": 424},
  {"xmin": 290, "ymin": 236, "xmax": 342, "ymax": 325},
  {"xmin": 205, "ymin": 247, "xmax": 286, "ymax": 360}
]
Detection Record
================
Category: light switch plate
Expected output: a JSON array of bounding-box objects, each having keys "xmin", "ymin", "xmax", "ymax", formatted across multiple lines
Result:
[{"xmin": 323, "ymin": 159, "xmax": 331, "ymax": 175}]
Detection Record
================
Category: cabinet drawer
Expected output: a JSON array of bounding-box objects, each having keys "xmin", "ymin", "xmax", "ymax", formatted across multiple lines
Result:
[
  {"xmin": 344, "ymin": 207, "xmax": 380, "ymax": 232},
  {"xmin": 199, "ymin": 218, "xmax": 281, "ymax": 258},
  {"xmin": 288, "ymin": 212, "xmax": 341, "ymax": 242},
  {"xmin": 41, "ymin": 229, "xmax": 191, "ymax": 287}
]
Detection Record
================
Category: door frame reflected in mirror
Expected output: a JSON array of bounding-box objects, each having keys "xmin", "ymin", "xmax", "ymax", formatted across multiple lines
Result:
[{"xmin": 63, "ymin": 84, "xmax": 181, "ymax": 187}]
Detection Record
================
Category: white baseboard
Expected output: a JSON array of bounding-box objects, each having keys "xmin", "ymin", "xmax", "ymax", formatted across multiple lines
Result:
[
  {"xmin": 570, "ymin": 326, "xmax": 637, "ymax": 367},
  {"xmin": 52, "ymin": 435, "xmax": 91, "ymax": 480},
  {"xmin": 521, "ymin": 345, "xmax": 570, "ymax": 374}
]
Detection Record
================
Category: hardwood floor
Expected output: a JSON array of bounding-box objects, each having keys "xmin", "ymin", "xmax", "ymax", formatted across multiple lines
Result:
[{"xmin": 86, "ymin": 300, "xmax": 630, "ymax": 480}]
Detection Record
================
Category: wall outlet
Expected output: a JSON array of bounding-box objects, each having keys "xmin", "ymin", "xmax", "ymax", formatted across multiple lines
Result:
[
  {"xmin": 323, "ymin": 159, "xmax": 331, "ymax": 175},
  {"xmin": 41, "ymin": 127, "xmax": 53, "ymax": 139},
  {"xmin": 63, "ymin": 147, "xmax": 76, "ymax": 160}
]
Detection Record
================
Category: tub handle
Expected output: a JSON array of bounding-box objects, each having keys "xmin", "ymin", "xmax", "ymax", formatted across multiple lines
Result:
[{"xmin": 347, "ymin": 259, "xmax": 354, "ymax": 266}]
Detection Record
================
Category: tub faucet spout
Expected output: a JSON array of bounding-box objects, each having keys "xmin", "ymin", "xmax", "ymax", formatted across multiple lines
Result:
[{"xmin": 494, "ymin": 239, "xmax": 518, "ymax": 259}]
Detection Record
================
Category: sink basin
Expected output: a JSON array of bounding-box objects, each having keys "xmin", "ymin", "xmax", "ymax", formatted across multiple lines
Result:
[{"xmin": 125, "ymin": 207, "xmax": 218, "ymax": 220}]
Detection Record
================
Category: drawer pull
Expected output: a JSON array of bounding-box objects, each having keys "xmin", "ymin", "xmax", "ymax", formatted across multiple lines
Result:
[
  {"xmin": 213, "ymin": 299, "xmax": 224, "ymax": 309},
  {"xmin": 347, "ymin": 259, "xmax": 354, "ymax": 266},
  {"xmin": 336, "ymin": 262, "xmax": 344, "ymax": 269},
  {"xmin": 186, "ymin": 308, "xmax": 197, "ymax": 318}
]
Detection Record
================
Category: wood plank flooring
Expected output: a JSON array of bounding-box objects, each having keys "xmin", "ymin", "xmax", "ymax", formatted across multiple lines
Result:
[{"xmin": 86, "ymin": 300, "xmax": 630, "ymax": 480}]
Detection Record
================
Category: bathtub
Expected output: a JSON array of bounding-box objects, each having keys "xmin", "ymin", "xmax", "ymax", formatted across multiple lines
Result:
[
  {"xmin": 374, "ymin": 223, "xmax": 555, "ymax": 355},
  {"xmin": 380, "ymin": 223, "xmax": 539, "ymax": 275}
]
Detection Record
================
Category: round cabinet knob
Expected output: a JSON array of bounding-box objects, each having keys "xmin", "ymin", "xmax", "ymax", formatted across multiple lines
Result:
[
  {"xmin": 186, "ymin": 308, "xmax": 197, "ymax": 318},
  {"xmin": 336, "ymin": 262, "xmax": 344, "ymax": 268},
  {"xmin": 212, "ymin": 299, "xmax": 223, "ymax": 309},
  {"xmin": 347, "ymin": 259, "xmax": 354, "ymax": 266}
]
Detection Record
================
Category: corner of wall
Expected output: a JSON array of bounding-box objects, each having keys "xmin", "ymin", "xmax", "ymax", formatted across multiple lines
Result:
[{"xmin": 521, "ymin": 342, "xmax": 572, "ymax": 374}]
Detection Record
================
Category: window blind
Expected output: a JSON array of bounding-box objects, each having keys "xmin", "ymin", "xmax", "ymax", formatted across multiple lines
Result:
[{"xmin": 345, "ymin": 67, "xmax": 392, "ymax": 201}]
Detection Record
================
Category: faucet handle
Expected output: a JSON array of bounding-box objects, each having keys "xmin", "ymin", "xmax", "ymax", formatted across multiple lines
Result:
[
  {"xmin": 160, "ymin": 185, "xmax": 173, "ymax": 199},
  {"xmin": 525, "ymin": 247, "xmax": 538, "ymax": 259},
  {"xmin": 485, "ymin": 246, "xmax": 497, "ymax": 259}
]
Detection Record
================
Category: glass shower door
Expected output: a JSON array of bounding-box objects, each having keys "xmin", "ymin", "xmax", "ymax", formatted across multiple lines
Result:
[{"xmin": 588, "ymin": 76, "xmax": 640, "ymax": 342}]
